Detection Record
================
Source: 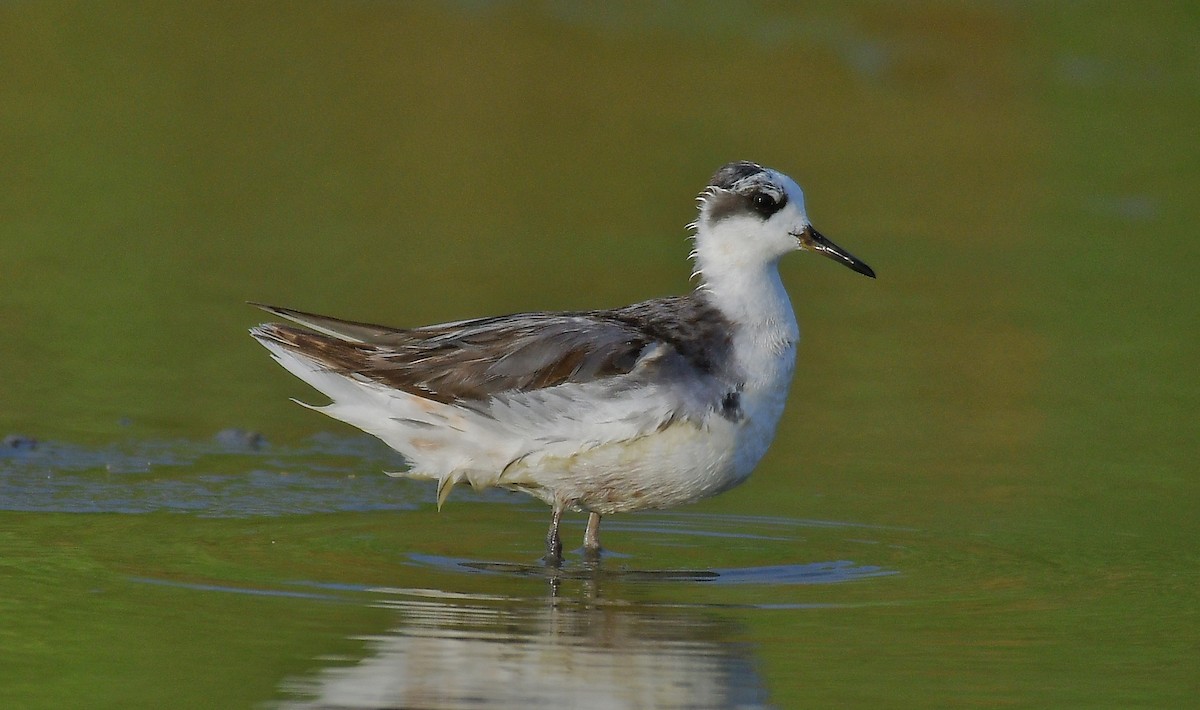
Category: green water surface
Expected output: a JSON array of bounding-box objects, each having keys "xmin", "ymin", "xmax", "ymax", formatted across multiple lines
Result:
[{"xmin": 1, "ymin": 2, "xmax": 1196, "ymax": 708}]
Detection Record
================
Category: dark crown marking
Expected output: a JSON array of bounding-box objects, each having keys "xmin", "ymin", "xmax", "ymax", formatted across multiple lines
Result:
[{"xmin": 709, "ymin": 161, "xmax": 767, "ymax": 190}]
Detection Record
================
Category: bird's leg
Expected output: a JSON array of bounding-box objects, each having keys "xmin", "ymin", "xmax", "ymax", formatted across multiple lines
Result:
[
  {"xmin": 583, "ymin": 512, "xmax": 602, "ymax": 555},
  {"xmin": 544, "ymin": 506, "xmax": 564, "ymax": 565}
]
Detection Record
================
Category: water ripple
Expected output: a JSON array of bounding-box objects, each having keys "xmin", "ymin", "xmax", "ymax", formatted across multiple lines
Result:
[
  {"xmin": 0, "ymin": 431, "xmax": 432, "ymax": 516},
  {"xmin": 409, "ymin": 553, "xmax": 896, "ymax": 587}
]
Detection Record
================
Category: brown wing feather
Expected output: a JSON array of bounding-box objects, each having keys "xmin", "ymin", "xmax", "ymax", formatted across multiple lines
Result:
[
  {"xmin": 251, "ymin": 294, "xmax": 733, "ymax": 404},
  {"xmin": 253, "ymin": 312, "xmax": 651, "ymax": 403}
]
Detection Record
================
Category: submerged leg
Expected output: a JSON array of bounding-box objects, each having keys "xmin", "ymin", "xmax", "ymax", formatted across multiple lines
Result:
[
  {"xmin": 583, "ymin": 512, "xmax": 602, "ymax": 554},
  {"xmin": 544, "ymin": 506, "xmax": 564, "ymax": 564}
]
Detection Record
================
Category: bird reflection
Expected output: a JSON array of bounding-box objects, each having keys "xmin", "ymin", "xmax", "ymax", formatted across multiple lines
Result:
[{"xmin": 275, "ymin": 572, "xmax": 769, "ymax": 709}]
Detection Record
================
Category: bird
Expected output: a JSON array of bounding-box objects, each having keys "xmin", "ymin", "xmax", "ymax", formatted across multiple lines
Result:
[{"xmin": 249, "ymin": 161, "xmax": 874, "ymax": 563}]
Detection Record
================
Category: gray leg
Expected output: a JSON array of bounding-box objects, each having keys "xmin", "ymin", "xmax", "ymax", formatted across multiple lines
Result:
[
  {"xmin": 584, "ymin": 512, "xmax": 602, "ymax": 553},
  {"xmin": 544, "ymin": 506, "xmax": 564, "ymax": 564}
]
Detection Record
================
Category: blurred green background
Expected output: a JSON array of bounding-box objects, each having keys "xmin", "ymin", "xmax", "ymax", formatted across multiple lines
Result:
[{"xmin": 1, "ymin": 2, "xmax": 1196, "ymax": 707}]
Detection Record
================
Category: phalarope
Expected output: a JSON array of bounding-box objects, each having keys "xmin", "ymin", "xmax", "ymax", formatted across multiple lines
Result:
[{"xmin": 251, "ymin": 161, "xmax": 874, "ymax": 562}]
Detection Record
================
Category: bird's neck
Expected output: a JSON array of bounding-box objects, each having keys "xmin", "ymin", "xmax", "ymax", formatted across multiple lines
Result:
[
  {"xmin": 695, "ymin": 252, "xmax": 799, "ymax": 345},
  {"xmin": 694, "ymin": 252, "xmax": 799, "ymax": 400}
]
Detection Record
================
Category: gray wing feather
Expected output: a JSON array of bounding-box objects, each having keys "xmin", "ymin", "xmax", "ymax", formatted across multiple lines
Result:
[
  {"xmin": 250, "ymin": 294, "xmax": 733, "ymax": 406},
  {"xmin": 253, "ymin": 309, "xmax": 651, "ymax": 403},
  {"xmin": 249, "ymin": 303, "xmax": 402, "ymax": 343}
]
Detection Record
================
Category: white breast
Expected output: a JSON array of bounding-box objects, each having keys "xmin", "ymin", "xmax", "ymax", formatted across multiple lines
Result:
[
  {"xmin": 719, "ymin": 321, "xmax": 794, "ymax": 488},
  {"xmin": 497, "ymin": 333, "xmax": 798, "ymax": 515}
]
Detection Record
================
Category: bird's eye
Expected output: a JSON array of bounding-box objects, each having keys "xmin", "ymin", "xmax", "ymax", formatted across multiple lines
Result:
[{"xmin": 751, "ymin": 192, "xmax": 778, "ymax": 216}]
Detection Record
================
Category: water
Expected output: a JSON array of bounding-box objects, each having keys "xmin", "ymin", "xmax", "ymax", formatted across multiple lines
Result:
[{"xmin": 2, "ymin": 2, "xmax": 1196, "ymax": 707}]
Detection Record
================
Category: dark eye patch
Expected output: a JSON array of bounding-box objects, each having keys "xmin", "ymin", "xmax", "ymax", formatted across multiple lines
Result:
[{"xmin": 705, "ymin": 187, "xmax": 788, "ymax": 223}]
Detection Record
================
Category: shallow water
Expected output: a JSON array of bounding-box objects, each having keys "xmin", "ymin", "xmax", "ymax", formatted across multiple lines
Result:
[{"xmin": 2, "ymin": 2, "xmax": 1197, "ymax": 708}]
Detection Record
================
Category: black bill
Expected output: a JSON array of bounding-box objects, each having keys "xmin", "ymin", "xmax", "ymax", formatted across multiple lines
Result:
[{"xmin": 797, "ymin": 225, "xmax": 876, "ymax": 278}]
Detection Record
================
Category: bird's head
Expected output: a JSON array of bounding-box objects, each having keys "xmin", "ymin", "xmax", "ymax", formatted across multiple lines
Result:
[{"xmin": 693, "ymin": 161, "xmax": 875, "ymax": 279}]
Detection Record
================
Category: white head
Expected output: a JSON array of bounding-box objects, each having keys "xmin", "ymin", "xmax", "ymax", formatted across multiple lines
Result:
[{"xmin": 691, "ymin": 161, "xmax": 875, "ymax": 281}]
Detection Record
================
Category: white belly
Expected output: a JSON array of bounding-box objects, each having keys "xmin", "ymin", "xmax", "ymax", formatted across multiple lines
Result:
[{"xmin": 501, "ymin": 370, "xmax": 794, "ymax": 515}]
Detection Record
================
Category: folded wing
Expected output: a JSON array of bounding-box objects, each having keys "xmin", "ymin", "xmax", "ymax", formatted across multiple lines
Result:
[{"xmin": 250, "ymin": 303, "xmax": 654, "ymax": 403}]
